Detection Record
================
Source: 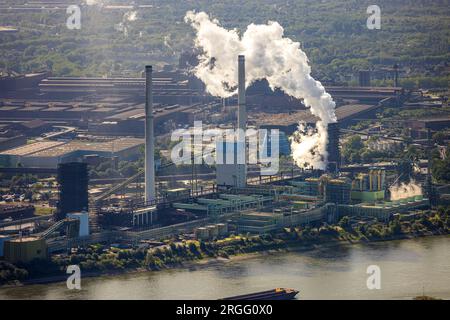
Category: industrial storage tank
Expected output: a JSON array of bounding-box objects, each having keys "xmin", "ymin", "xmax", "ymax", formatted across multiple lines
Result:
[
  {"xmin": 4, "ymin": 236, "xmax": 47, "ymax": 263},
  {"xmin": 67, "ymin": 211, "xmax": 90, "ymax": 237},
  {"xmin": 216, "ymin": 223, "xmax": 228, "ymax": 237},
  {"xmin": 206, "ymin": 225, "xmax": 219, "ymax": 238},
  {"xmin": 195, "ymin": 227, "xmax": 209, "ymax": 240}
]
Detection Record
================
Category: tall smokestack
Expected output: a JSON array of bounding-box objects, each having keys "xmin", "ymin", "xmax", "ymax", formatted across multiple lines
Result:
[
  {"xmin": 237, "ymin": 55, "xmax": 247, "ymax": 187},
  {"xmin": 145, "ymin": 65, "xmax": 156, "ymax": 203},
  {"xmin": 238, "ymin": 55, "xmax": 246, "ymax": 130}
]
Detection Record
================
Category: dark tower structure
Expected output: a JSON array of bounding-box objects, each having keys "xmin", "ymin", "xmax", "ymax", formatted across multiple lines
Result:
[
  {"xmin": 358, "ymin": 70, "xmax": 371, "ymax": 87},
  {"xmin": 56, "ymin": 162, "xmax": 89, "ymax": 221},
  {"xmin": 327, "ymin": 122, "xmax": 341, "ymax": 173},
  {"xmin": 393, "ymin": 64, "xmax": 399, "ymax": 87}
]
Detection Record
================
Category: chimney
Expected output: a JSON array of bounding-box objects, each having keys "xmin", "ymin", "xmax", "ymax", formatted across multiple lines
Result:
[
  {"xmin": 238, "ymin": 55, "xmax": 246, "ymax": 130},
  {"xmin": 145, "ymin": 65, "xmax": 156, "ymax": 203},
  {"xmin": 237, "ymin": 55, "xmax": 247, "ymax": 186}
]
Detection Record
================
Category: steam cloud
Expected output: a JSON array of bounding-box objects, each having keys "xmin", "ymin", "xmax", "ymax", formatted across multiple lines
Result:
[
  {"xmin": 185, "ymin": 11, "xmax": 337, "ymax": 169},
  {"xmin": 124, "ymin": 11, "xmax": 137, "ymax": 22},
  {"xmin": 389, "ymin": 181, "xmax": 422, "ymax": 201}
]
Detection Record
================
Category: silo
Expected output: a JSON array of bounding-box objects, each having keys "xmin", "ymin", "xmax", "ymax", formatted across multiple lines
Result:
[
  {"xmin": 207, "ymin": 225, "xmax": 219, "ymax": 238},
  {"xmin": 195, "ymin": 227, "xmax": 209, "ymax": 240},
  {"xmin": 4, "ymin": 237, "xmax": 47, "ymax": 263},
  {"xmin": 216, "ymin": 223, "xmax": 228, "ymax": 237}
]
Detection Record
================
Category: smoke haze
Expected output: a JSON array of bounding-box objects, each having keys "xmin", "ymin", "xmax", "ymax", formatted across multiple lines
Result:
[{"xmin": 390, "ymin": 180, "xmax": 423, "ymax": 201}]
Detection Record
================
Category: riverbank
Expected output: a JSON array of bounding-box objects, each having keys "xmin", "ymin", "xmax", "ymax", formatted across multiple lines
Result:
[
  {"xmin": 1, "ymin": 206, "xmax": 449, "ymax": 287},
  {"xmin": 3, "ymin": 232, "xmax": 449, "ymax": 288},
  {"xmin": 2, "ymin": 235, "xmax": 450, "ymax": 300},
  {"xmin": 180, "ymin": 231, "xmax": 449, "ymax": 271}
]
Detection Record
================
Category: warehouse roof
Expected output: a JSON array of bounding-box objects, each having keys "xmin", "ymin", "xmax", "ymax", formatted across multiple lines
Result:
[
  {"xmin": 19, "ymin": 119, "xmax": 49, "ymax": 129},
  {"xmin": 30, "ymin": 137, "xmax": 144, "ymax": 157},
  {"xmin": 0, "ymin": 141, "xmax": 65, "ymax": 156}
]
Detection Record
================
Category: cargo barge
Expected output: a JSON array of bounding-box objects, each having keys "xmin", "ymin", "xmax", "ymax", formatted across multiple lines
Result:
[{"xmin": 221, "ymin": 288, "xmax": 299, "ymax": 300}]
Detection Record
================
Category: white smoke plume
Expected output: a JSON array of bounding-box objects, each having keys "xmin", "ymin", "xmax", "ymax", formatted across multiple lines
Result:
[
  {"xmin": 389, "ymin": 180, "xmax": 422, "ymax": 201},
  {"xmin": 185, "ymin": 11, "xmax": 337, "ymax": 169},
  {"xmin": 124, "ymin": 11, "xmax": 137, "ymax": 22}
]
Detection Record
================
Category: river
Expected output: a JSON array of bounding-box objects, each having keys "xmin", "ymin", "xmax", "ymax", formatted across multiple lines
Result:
[{"xmin": 1, "ymin": 236, "xmax": 449, "ymax": 300}]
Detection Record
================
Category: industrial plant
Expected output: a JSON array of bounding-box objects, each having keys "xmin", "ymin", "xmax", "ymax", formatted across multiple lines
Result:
[
  {"xmin": 0, "ymin": 51, "xmax": 442, "ymax": 265},
  {"xmin": 0, "ymin": 2, "xmax": 448, "ymax": 305}
]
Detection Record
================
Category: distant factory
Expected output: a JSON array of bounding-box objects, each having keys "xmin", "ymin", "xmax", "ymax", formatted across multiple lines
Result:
[
  {"xmin": 0, "ymin": 70, "xmax": 49, "ymax": 93},
  {"xmin": 0, "ymin": 57, "xmax": 434, "ymax": 266},
  {"xmin": 38, "ymin": 70, "xmax": 204, "ymax": 104}
]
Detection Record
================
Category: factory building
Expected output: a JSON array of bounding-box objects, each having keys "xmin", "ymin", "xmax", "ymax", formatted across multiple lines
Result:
[
  {"xmin": 351, "ymin": 169, "xmax": 386, "ymax": 202},
  {"xmin": 0, "ymin": 204, "xmax": 35, "ymax": 221},
  {"xmin": 236, "ymin": 207, "xmax": 327, "ymax": 234},
  {"xmin": 337, "ymin": 195, "xmax": 428, "ymax": 222},
  {"xmin": 88, "ymin": 103, "xmax": 198, "ymax": 136},
  {"xmin": 246, "ymin": 77, "xmax": 402, "ymax": 105},
  {"xmin": 0, "ymin": 135, "xmax": 27, "ymax": 152},
  {"xmin": 0, "ymin": 100, "xmax": 133, "ymax": 121},
  {"xmin": 0, "ymin": 140, "xmax": 65, "ymax": 167},
  {"xmin": 289, "ymin": 179, "xmax": 322, "ymax": 197},
  {"xmin": 324, "ymin": 178, "xmax": 352, "ymax": 205},
  {"xmin": 38, "ymin": 73, "xmax": 203, "ymax": 105},
  {"xmin": 98, "ymin": 206, "xmax": 158, "ymax": 228},
  {"xmin": 298, "ymin": 176, "xmax": 351, "ymax": 205},
  {"xmin": 216, "ymin": 140, "xmax": 247, "ymax": 188},
  {"xmin": 0, "ymin": 70, "xmax": 49, "ymax": 93},
  {"xmin": 5, "ymin": 119, "xmax": 52, "ymax": 137},
  {"xmin": 0, "ymin": 137, "xmax": 144, "ymax": 168},
  {"xmin": 259, "ymin": 126, "xmax": 291, "ymax": 156},
  {"xmin": 288, "ymin": 173, "xmax": 386, "ymax": 206},
  {"xmin": 406, "ymin": 117, "xmax": 450, "ymax": 137}
]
